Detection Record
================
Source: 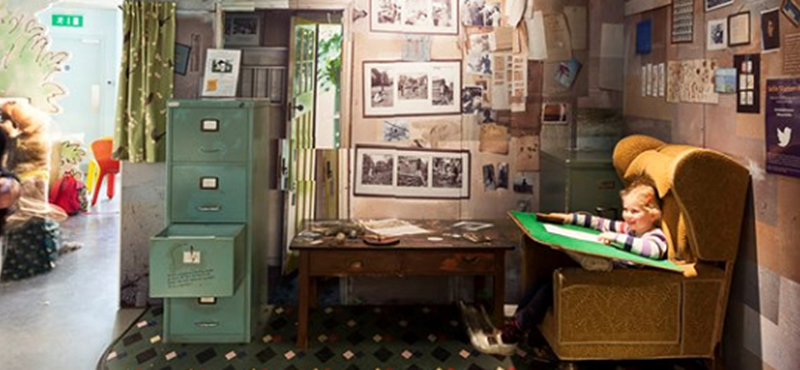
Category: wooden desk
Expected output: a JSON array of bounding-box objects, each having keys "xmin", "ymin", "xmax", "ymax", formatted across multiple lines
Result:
[{"xmin": 289, "ymin": 219, "xmax": 516, "ymax": 349}]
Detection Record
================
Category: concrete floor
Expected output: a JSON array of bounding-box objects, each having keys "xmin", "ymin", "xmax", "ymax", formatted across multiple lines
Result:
[{"xmin": 0, "ymin": 189, "xmax": 141, "ymax": 370}]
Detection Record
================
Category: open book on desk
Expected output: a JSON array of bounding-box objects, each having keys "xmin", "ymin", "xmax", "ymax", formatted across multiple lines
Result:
[{"xmin": 508, "ymin": 211, "xmax": 683, "ymax": 273}]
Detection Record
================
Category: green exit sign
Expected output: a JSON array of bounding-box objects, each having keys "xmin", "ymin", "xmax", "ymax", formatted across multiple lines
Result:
[{"xmin": 52, "ymin": 14, "xmax": 83, "ymax": 27}]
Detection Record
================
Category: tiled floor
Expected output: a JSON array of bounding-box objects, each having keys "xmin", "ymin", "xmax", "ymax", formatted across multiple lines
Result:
[{"xmin": 0, "ymin": 189, "xmax": 142, "ymax": 370}]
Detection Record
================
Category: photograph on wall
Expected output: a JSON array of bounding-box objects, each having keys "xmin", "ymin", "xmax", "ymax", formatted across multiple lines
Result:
[
  {"xmin": 364, "ymin": 60, "xmax": 461, "ymax": 117},
  {"xmin": 766, "ymin": 78, "xmax": 800, "ymax": 179},
  {"xmin": 497, "ymin": 162, "xmax": 508, "ymax": 189},
  {"xmin": 783, "ymin": 0, "xmax": 800, "ymax": 26},
  {"xmin": 461, "ymin": 0, "xmax": 501, "ymax": 27},
  {"xmin": 728, "ymin": 11, "xmax": 751, "ymax": 46},
  {"xmin": 354, "ymin": 146, "xmax": 470, "ymax": 198},
  {"xmin": 371, "ymin": 0, "xmax": 459, "ymax": 35},
  {"xmin": 461, "ymin": 86, "xmax": 483, "ymax": 113},
  {"xmin": 705, "ymin": 0, "xmax": 733, "ymax": 12},
  {"xmin": 482, "ymin": 164, "xmax": 496, "ymax": 190},
  {"xmin": 672, "ymin": 0, "xmax": 694, "ymax": 43},
  {"xmin": 707, "ymin": 18, "xmax": 727, "ymax": 50},
  {"xmin": 714, "ymin": 68, "xmax": 737, "ymax": 93},
  {"xmin": 734, "ymin": 54, "xmax": 760, "ymax": 113},
  {"xmin": 383, "ymin": 118, "xmax": 410, "ymax": 141},
  {"xmin": 513, "ymin": 171, "xmax": 534, "ymax": 193},
  {"xmin": 224, "ymin": 14, "xmax": 261, "ymax": 46},
  {"xmin": 762, "ymin": 8, "xmax": 781, "ymax": 51},
  {"xmin": 201, "ymin": 49, "xmax": 241, "ymax": 97}
]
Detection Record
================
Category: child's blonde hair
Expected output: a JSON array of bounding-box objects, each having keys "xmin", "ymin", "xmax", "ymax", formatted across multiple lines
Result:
[{"xmin": 620, "ymin": 176, "xmax": 662, "ymax": 223}]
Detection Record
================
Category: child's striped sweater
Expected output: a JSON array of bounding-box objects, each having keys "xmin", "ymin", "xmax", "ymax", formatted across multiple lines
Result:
[{"xmin": 569, "ymin": 214, "xmax": 668, "ymax": 260}]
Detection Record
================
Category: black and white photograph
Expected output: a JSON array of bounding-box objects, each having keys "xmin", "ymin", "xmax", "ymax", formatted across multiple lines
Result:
[
  {"xmin": 370, "ymin": 67, "xmax": 395, "ymax": 108},
  {"xmin": 477, "ymin": 107, "xmax": 496, "ymax": 123},
  {"xmin": 467, "ymin": 52, "xmax": 492, "ymax": 75},
  {"xmin": 431, "ymin": 66, "xmax": 456, "ymax": 106},
  {"xmin": 462, "ymin": 0, "xmax": 501, "ymax": 27},
  {"xmin": 355, "ymin": 146, "xmax": 470, "ymax": 198},
  {"xmin": 762, "ymin": 8, "xmax": 781, "ymax": 52},
  {"xmin": 432, "ymin": 156, "xmax": 464, "ymax": 189},
  {"xmin": 513, "ymin": 171, "xmax": 534, "ymax": 193},
  {"xmin": 497, "ymin": 162, "xmax": 508, "ymax": 189},
  {"xmin": 707, "ymin": 18, "xmax": 727, "ymax": 50},
  {"xmin": 371, "ymin": 0, "xmax": 458, "ymax": 34},
  {"xmin": 398, "ymin": 73, "xmax": 429, "ymax": 100},
  {"xmin": 363, "ymin": 61, "xmax": 462, "ymax": 117},
  {"xmin": 224, "ymin": 14, "xmax": 261, "ymax": 46},
  {"xmin": 211, "ymin": 58, "xmax": 234, "ymax": 73},
  {"xmin": 705, "ymin": 0, "xmax": 733, "ymax": 12},
  {"xmin": 397, "ymin": 155, "xmax": 429, "ymax": 187},
  {"xmin": 483, "ymin": 164, "xmax": 496, "ymax": 190},
  {"xmin": 461, "ymin": 86, "xmax": 483, "ymax": 113}
]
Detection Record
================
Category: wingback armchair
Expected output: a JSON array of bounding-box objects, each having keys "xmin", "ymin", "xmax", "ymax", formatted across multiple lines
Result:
[{"xmin": 523, "ymin": 135, "xmax": 750, "ymax": 365}]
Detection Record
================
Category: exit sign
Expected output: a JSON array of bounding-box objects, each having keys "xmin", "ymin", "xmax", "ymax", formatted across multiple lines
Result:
[{"xmin": 52, "ymin": 14, "xmax": 83, "ymax": 27}]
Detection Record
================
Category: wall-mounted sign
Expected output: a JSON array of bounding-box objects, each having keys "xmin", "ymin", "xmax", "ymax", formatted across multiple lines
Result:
[
  {"xmin": 52, "ymin": 14, "xmax": 83, "ymax": 28},
  {"xmin": 766, "ymin": 78, "xmax": 800, "ymax": 179}
]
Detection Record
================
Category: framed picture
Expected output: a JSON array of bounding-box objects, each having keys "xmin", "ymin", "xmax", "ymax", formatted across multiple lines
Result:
[
  {"xmin": 782, "ymin": 0, "xmax": 800, "ymax": 26},
  {"xmin": 707, "ymin": 18, "xmax": 727, "ymax": 50},
  {"xmin": 728, "ymin": 11, "xmax": 751, "ymax": 46},
  {"xmin": 672, "ymin": 0, "xmax": 694, "ymax": 43},
  {"xmin": 371, "ymin": 0, "xmax": 458, "ymax": 35},
  {"xmin": 761, "ymin": 8, "xmax": 781, "ymax": 52},
  {"xmin": 201, "ymin": 49, "xmax": 242, "ymax": 97},
  {"xmin": 364, "ymin": 60, "xmax": 461, "ymax": 117},
  {"xmin": 224, "ymin": 13, "xmax": 261, "ymax": 46},
  {"xmin": 541, "ymin": 102, "xmax": 569, "ymax": 124},
  {"xmin": 734, "ymin": 53, "xmax": 760, "ymax": 114},
  {"xmin": 354, "ymin": 145, "xmax": 470, "ymax": 199},
  {"xmin": 705, "ymin": 0, "xmax": 733, "ymax": 12},
  {"xmin": 174, "ymin": 43, "xmax": 191, "ymax": 75}
]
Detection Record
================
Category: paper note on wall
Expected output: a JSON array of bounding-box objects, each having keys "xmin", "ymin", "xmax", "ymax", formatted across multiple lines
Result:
[
  {"xmin": 598, "ymin": 23, "xmax": 624, "ymax": 91},
  {"xmin": 563, "ymin": 6, "xmax": 587, "ymax": 50},
  {"xmin": 544, "ymin": 12, "xmax": 572, "ymax": 61},
  {"xmin": 526, "ymin": 11, "xmax": 548, "ymax": 60}
]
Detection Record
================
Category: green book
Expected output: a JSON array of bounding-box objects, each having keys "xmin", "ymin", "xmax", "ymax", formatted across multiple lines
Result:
[{"xmin": 509, "ymin": 211, "xmax": 684, "ymax": 273}]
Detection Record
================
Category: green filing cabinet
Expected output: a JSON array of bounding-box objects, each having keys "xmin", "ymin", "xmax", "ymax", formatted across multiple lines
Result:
[
  {"xmin": 540, "ymin": 150, "xmax": 623, "ymax": 218},
  {"xmin": 150, "ymin": 99, "xmax": 278, "ymax": 343}
]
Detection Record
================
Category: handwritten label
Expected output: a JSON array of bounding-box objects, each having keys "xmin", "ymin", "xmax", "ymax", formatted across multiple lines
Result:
[{"xmin": 167, "ymin": 269, "xmax": 215, "ymax": 289}]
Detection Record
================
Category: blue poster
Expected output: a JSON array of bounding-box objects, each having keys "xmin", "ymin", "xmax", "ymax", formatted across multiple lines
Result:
[
  {"xmin": 636, "ymin": 19, "xmax": 652, "ymax": 54},
  {"xmin": 765, "ymin": 78, "xmax": 800, "ymax": 179}
]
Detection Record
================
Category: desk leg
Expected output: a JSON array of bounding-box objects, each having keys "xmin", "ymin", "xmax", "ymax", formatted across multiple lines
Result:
[
  {"xmin": 492, "ymin": 250, "xmax": 506, "ymax": 327},
  {"xmin": 297, "ymin": 252, "xmax": 310, "ymax": 349}
]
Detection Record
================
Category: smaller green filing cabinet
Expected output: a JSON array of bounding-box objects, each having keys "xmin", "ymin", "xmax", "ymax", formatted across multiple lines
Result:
[
  {"xmin": 540, "ymin": 150, "xmax": 623, "ymax": 218},
  {"xmin": 151, "ymin": 99, "xmax": 279, "ymax": 343}
]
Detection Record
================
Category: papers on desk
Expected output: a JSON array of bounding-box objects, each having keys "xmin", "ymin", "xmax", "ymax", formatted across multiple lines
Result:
[
  {"xmin": 361, "ymin": 219, "xmax": 430, "ymax": 237},
  {"xmin": 543, "ymin": 224, "xmax": 600, "ymax": 243}
]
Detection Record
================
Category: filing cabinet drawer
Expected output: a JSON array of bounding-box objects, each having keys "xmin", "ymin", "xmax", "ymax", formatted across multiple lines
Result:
[
  {"xmin": 402, "ymin": 251, "xmax": 496, "ymax": 275},
  {"xmin": 163, "ymin": 283, "xmax": 248, "ymax": 343},
  {"xmin": 169, "ymin": 107, "xmax": 249, "ymax": 163},
  {"xmin": 309, "ymin": 251, "xmax": 402, "ymax": 276},
  {"xmin": 169, "ymin": 164, "xmax": 248, "ymax": 223},
  {"xmin": 150, "ymin": 224, "xmax": 245, "ymax": 298}
]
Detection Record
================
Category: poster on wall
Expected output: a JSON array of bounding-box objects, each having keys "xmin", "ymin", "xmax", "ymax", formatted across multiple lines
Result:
[
  {"xmin": 201, "ymin": 49, "xmax": 241, "ymax": 97},
  {"xmin": 734, "ymin": 54, "xmax": 760, "ymax": 113},
  {"xmin": 765, "ymin": 78, "xmax": 800, "ymax": 179},
  {"xmin": 364, "ymin": 60, "xmax": 461, "ymax": 117},
  {"xmin": 371, "ymin": 0, "xmax": 459, "ymax": 35},
  {"xmin": 354, "ymin": 146, "xmax": 470, "ymax": 199}
]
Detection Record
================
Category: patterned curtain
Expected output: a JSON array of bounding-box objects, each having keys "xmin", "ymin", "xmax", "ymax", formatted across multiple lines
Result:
[{"xmin": 114, "ymin": 1, "xmax": 176, "ymax": 163}]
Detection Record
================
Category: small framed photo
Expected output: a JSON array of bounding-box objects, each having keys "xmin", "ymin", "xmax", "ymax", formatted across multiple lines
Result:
[
  {"xmin": 174, "ymin": 43, "xmax": 191, "ymax": 75},
  {"xmin": 363, "ymin": 60, "xmax": 461, "ymax": 117},
  {"xmin": 706, "ymin": 0, "xmax": 733, "ymax": 12},
  {"xmin": 782, "ymin": 0, "xmax": 800, "ymax": 26},
  {"xmin": 224, "ymin": 13, "xmax": 261, "ymax": 46},
  {"xmin": 371, "ymin": 0, "xmax": 458, "ymax": 35},
  {"xmin": 706, "ymin": 18, "xmax": 727, "ymax": 50},
  {"xmin": 728, "ymin": 11, "xmax": 751, "ymax": 46}
]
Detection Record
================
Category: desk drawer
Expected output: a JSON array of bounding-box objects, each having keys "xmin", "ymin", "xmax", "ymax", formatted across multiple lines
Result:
[
  {"xmin": 403, "ymin": 251, "xmax": 496, "ymax": 275},
  {"xmin": 309, "ymin": 251, "xmax": 401, "ymax": 276}
]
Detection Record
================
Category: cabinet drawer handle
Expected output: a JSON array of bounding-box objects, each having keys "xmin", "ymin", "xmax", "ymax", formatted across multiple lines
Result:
[
  {"xmin": 348, "ymin": 261, "xmax": 363, "ymax": 270},
  {"xmin": 195, "ymin": 321, "xmax": 220, "ymax": 328},
  {"xmin": 197, "ymin": 205, "xmax": 222, "ymax": 212},
  {"xmin": 462, "ymin": 256, "xmax": 479, "ymax": 263},
  {"xmin": 199, "ymin": 147, "xmax": 221, "ymax": 153}
]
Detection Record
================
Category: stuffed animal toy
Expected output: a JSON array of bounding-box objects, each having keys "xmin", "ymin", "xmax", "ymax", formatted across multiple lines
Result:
[{"xmin": 0, "ymin": 101, "xmax": 67, "ymax": 229}]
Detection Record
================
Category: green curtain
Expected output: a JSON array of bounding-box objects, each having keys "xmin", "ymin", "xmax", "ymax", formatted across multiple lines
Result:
[{"xmin": 114, "ymin": 1, "xmax": 176, "ymax": 163}]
